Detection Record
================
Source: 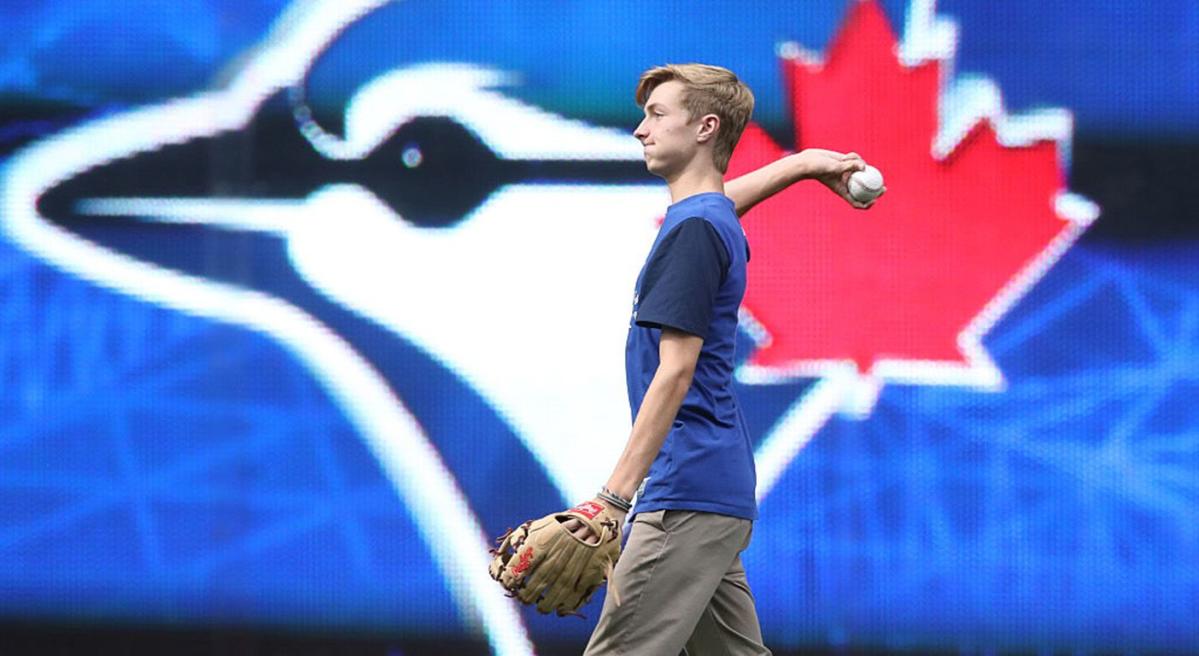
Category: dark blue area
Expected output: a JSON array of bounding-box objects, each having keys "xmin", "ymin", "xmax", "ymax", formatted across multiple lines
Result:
[
  {"xmin": 749, "ymin": 241, "xmax": 1199, "ymax": 651},
  {"xmin": 0, "ymin": 263, "xmax": 463, "ymax": 634},
  {"xmin": 940, "ymin": 0, "xmax": 1199, "ymax": 135},
  {"xmin": 0, "ymin": 1, "xmax": 288, "ymax": 103},
  {"xmin": 3, "ymin": 1, "xmax": 1194, "ymax": 137}
]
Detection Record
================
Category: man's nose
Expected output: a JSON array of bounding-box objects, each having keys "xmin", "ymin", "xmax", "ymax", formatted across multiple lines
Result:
[{"xmin": 633, "ymin": 120, "xmax": 648, "ymax": 141}]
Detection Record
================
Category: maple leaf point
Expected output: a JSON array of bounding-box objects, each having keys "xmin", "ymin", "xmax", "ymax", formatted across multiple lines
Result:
[{"xmin": 730, "ymin": 0, "xmax": 1098, "ymax": 402}]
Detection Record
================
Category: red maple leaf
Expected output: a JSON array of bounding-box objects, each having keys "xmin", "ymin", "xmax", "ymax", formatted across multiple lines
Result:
[{"xmin": 728, "ymin": 0, "xmax": 1094, "ymax": 388}]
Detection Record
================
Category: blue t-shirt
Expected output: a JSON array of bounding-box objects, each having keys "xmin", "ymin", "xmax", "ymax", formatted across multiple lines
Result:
[{"xmin": 625, "ymin": 191, "xmax": 757, "ymax": 521}]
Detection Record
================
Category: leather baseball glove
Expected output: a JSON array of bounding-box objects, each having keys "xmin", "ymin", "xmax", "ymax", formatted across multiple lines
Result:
[{"xmin": 488, "ymin": 499, "xmax": 623, "ymax": 616}]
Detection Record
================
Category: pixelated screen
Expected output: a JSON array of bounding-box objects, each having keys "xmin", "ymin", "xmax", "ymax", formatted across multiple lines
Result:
[{"xmin": 1, "ymin": 1, "xmax": 1196, "ymax": 653}]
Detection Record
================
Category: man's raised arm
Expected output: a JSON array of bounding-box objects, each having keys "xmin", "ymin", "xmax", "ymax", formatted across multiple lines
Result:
[{"xmin": 724, "ymin": 148, "xmax": 884, "ymax": 217}]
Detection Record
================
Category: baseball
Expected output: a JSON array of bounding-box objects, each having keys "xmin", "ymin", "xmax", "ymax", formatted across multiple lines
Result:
[{"xmin": 848, "ymin": 164, "xmax": 884, "ymax": 203}]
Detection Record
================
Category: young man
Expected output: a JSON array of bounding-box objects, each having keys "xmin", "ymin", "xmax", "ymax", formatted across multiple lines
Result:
[{"xmin": 571, "ymin": 63, "xmax": 879, "ymax": 655}]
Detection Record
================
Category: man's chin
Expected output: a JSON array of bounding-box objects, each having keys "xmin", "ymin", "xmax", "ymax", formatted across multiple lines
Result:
[{"xmin": 643, "ymin": 158, "xmax": 669, "ymax": 179}]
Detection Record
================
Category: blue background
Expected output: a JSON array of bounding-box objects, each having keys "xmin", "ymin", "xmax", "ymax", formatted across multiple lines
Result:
[
  {"xmin": 1, "ymin": 1, "xmax": 1196, "ymax": 135},
  {"xmin": 1, "ymin": 1, "xmax": 1197, "ymax": 653}
]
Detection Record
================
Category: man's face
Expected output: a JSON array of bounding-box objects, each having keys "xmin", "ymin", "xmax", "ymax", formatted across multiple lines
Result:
[{"xmin": 633, "ymin": 80, "xmax": 699, "ymax": 179}]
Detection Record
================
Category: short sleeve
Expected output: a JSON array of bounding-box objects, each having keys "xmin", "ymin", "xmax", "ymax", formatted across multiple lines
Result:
[{"xmin": 635, "ymin": 217, "xmax": 731, "ymax": 339}]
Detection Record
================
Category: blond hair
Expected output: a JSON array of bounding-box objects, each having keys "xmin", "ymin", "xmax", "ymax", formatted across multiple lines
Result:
[{"xmin": 635, "ymin": 63, "xmax": 754, "ymax": 172}]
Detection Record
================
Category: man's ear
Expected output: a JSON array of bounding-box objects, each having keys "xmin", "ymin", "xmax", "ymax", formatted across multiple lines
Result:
[{"xmin": 696, "ymin": 114, "xmax": 720, "ymax": 143}]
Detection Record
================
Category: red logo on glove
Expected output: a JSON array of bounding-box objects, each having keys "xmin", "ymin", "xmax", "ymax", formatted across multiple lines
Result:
[
  {"xmin": 572, "ymin": 501, "xmax": 604, "ymax": 519},
  {"xmin": 512, "ymin": 547, "xmax": 534, "ymax": 577}
]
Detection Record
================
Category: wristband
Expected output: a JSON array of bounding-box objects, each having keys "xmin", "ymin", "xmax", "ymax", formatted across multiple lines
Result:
[
  {"xmin": 601, "ymin": 486, "xmax": 632, "ymax": 505},
  {"xmin": 597, "ymin": 487, "xmax": 632, "ymax": 512},
  {"xmin": 597, "ymin": 492, "xmax": 630, "ymax": 513}
]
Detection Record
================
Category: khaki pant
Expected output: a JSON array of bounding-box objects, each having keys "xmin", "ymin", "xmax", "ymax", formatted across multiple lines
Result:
[{"xmin": 583, "ymin": 509, "xmax": 771, "ymax": 656}]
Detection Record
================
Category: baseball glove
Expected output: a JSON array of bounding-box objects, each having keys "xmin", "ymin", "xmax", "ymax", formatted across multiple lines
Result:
[{"xmin": 488, "ymin": 499, "xmax": 623, "ymax": 616}]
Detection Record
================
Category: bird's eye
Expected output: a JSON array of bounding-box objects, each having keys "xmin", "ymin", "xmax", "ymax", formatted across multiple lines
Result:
[
  {"xmin": 361, "ymin": 117, "xmax": 504, "ymax": 228},
  {"xmin": 400, "ymin": 144, "xmax": 423, "ymax": 168}
]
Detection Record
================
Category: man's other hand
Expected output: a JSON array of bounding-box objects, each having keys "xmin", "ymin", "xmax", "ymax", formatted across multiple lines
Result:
[{"xmin": 561, "ymin": 499, "xmax": 627, "ymax": 544}]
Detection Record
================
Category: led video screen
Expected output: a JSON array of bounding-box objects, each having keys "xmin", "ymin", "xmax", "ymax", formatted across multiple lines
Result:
[{"xmin": 1, "ymin": 1, "xmax": 1196, "ymax": 653}]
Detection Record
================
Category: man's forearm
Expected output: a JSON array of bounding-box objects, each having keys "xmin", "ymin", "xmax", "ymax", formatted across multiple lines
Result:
[
  {"xmin": 604, "ymin": 363, "xmax": 694, "ymax": 500},
  {"xmin": 724, "ymin": 153, "xmax": 812, "ymax": 217}
]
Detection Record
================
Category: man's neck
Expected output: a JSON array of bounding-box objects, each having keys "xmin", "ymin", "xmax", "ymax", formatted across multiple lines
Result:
[{"xmin": 666, "ymin": 164, "xmax": 726, "ymax": 205}]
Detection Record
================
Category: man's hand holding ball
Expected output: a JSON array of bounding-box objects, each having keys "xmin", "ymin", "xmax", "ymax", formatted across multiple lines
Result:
[
  {"xmin": 794, "ymin": 148, "xmax": 886, "ymax": 209},
  {"xmin": 848, "ymin": 164, "xmax": 885, "ymax": 203}
]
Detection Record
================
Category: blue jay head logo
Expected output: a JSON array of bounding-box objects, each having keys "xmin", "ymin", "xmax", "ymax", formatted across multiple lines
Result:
[
  {"xmin": 5, "ymin": 1, "xmax": 674, "ymax": 501},
  {"xmin": 0, "ymin": 1, "xmax": 675, "ymax": 646}
]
